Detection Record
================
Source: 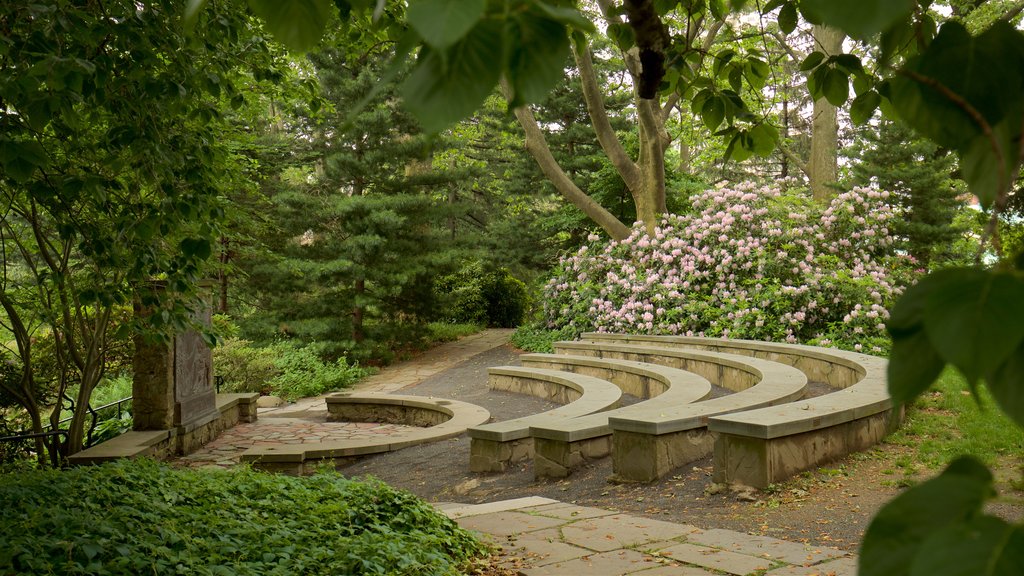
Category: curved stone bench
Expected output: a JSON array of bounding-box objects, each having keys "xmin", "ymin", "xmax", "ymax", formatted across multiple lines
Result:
[
  {"xmin": 519, "ymin": 353, "xmax": 712, "ymax": 400},
  {"xmin": 546, "ymin": 341, "xmax": 808, "ymax": 481},
  {"xmin": 241, "ymin": 393, "xmax": 489, "ymax": 475},
  {"xmin": 582, "ymin": 333, "xmax": 896, "ymax": 487},
  {"xmin": 468, "ymin": 367, "xmax": 623, "ymax": 472}
]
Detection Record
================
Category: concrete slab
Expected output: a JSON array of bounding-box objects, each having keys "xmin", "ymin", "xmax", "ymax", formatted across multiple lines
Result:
[
  {"xmin": 442, "ymin": 497, "xmax": 559, "ymax": 518},
  {"xmin": 657, "ymin": 542, "xmax": 775, "ymax": 576},
  {"xmin": 560, "ymin": 514, "xmax": 700, "ymax": 552},
  {"xmin": 685, "ymin": 527, "xmax": 849, "ymax": 565},
  {"xmin": 765, "ymin": 557, "xmax": 858, "ymax": 576},
  {"xmin": 519, "ymin": 549, "xmax": 660, "ymax": 576},
  {"xmin": 455, "ymin": 511, "xmax": 565, "ymax": 537},
  {"xmin": 628, "ymin": 564, "xmax": 719, "ymax": 575},
  {"xmin": 519, "ymin": 502, "xmax": 619, "ymax": 520},
  {"xmin": 501, "ymin": 528, "xmax": 592, "ymax": 566}
]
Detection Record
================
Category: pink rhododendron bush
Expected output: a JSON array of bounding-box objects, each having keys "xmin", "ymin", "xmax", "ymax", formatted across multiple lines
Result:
[{"xmin": 543, "ymin": 184, "xmax": 918, "ymax": 354}]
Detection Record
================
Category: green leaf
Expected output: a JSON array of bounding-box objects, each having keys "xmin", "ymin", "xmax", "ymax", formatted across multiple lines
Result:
[
  {"xmin": 505, "ymin": 8, "xmax": 571, "ymax": 107},
  {"xmin": 887, "ymin": 330, "xmax": 946, "ymax": 406},
  {"xmin": 748, "ymin": 123, "xmax": 777, "ymax": 156},
  {"xmin": 832, "ymin": 53, "xmax": 863, "ymax": 74},
  {"xmin": 701, "ymin": 95, "xmax": 725, "ymax": 131},
  {"xmin": 888, "ymin": 275, "xmax": 935, "ymax": 337},
  {"xmin": 713, "ymin": 49, "xmax": 736, "ymax": 77},
  {"xmin": 761, "ymin": 0, "xmax": 785, "ymax": 14},
  {"xmin": 180, "ymin": 238, "xmax": 212, "ymax": 260},
  {"xmin": 407, "ymin": 0, "xmax": 485, "ymax": 50},
  {"xmin": 850, "ymin": 91, "xmax": 881, "ymax": 125},
  {"xmin": 959, "ymin": 121, "xmax": 1018, "ymax": 209},
  {"xmin": 987, "ymin": 340, "xmax": 1024, "ymax": 429},
  {"xmin": 777, "ymin": 2, "xmax": 797, "ymax": 35},
  {"xmin": 183, "ymin": 0, "xmax": 207, "ymax": 32},
  {"xmin": 247, "ymin": 0, "xmax": 332, "ymax": 52},
  {"xmin": 800, "ymin": 0, "xmax": 916, "ymax": 40},
  {"xmin": 861, "ymin": 456, "xmax": 994, "ymax": 576},
  {"xmin": 799, "ymin": 51, "xmax": 826, "ymax": 71},
  {"xmin": 822, "ymin": 67, "xmax": 849, "ymax": 106},
  {"xmin": 893, "ymin": 22, "xmax": 1024, "ymax": 149},
  {"xmin": 922, "ymin": 268, "xmax": 1024, "ymax": 383},
  {"xmin": 709, "ymin": 0, "xmax": 726, "ymax": 20},
  {"xmin": 401, "ymin": 19, "xmax": 504, "ymax": 133},
  {"xmin": 745, "ymin": 58, "xmax": 770, "ymax": 90},
  {"xmin": 607, "ymin": 22, "xmax": 635, "ymax": 52},
  {"xmin": 909, "ymin": 517, "xmax": 1024, "ymax": 576},
  {"xmin": 533, "ymin": 2, "xmax": 595, "ymax": 32}
]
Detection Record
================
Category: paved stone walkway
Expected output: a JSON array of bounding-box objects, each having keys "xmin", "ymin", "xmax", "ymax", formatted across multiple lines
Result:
[
  {"xmin": 440, "ymin": 498, "xmax": 857, "ymax": 576},
  {"xmin": 177, "ymin": 419, "xmax": 416, "ymax": 469}
]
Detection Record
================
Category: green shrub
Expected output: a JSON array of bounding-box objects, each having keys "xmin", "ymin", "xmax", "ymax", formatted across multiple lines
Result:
[
  {"xmin": 436, "ymin": 262, "xmax": 530, "ymax": 328},
  {"xmin": 510, "ymin": 324, "xmax": 581, "ymax": 353},
  {"xmin": 212, "ymin": 338, "xmax": 280, "ymax": 395},
  {"xmin": 426, "ymin": 322, "xmax": 483, "ymax": 343},
  {"xmin": 0, "ymin": 459, "xmax": 489, "ymax": 575},
  {"xmin": 213, "ymin": 339, "xmax": 369, "ymax": 400},
  {"xmin": 265, "ymin": 341, "xmax": 369, "ymax": 401}
]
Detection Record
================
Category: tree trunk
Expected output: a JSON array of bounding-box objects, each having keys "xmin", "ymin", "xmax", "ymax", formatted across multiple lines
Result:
[
  {"xmin": 352, "ymin": 278, "xmax": 365, "ymax": 344},
  {"xmin": 809, "ymin": 24, "xmax": 844, "ymax": 202},
  {"xmin": 218, "ymin": 236, "xmax": 229, "ymax": 314}
]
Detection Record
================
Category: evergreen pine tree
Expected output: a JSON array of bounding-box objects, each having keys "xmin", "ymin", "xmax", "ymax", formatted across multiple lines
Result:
[{"xmin": 852, "ymin": 119, "xmax": 965, "ymax": 268}]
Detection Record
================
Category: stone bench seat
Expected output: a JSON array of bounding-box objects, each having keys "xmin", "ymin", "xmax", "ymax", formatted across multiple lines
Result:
[
  {"xmin": 581, "ymin": 334, "xmax": 895, "ymax": 487},
  {"xmin": 241, "ymin": 393, "xmax": 489, "ymax": 475},
  {"xmin": 468, "ymin": 367, "xmax": 623, "ymax": 472},
  {"xmin": 519, "ymin": 353, "xmax": 713, "ymax": 401},
  {"xmin": 541, "ymin": 341, "xmax": 808, "ymax": 481}
]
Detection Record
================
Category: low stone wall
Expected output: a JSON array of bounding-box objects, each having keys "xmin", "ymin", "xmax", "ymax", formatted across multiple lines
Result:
[
  {"xmin": 67, "ymin": 393, "xmax": 259, "ymax": 466},
  {"xmin": 244, "ymin": 393, "xmax": 490, "ymax": 475}
]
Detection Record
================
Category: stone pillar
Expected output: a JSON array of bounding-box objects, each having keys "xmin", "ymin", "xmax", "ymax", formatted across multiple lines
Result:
[{"xmin": 133, "ymin": 289, "xmax": 218, "ymax": 433}]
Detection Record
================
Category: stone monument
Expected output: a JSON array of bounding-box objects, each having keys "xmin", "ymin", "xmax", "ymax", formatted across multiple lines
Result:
[{"xmin": 132, "ymin": 289, "xmax": 220, "ymax": 454}]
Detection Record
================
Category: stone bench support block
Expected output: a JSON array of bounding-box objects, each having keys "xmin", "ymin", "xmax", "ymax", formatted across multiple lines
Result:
[
  {"xmin": 611, "ymin": 428, "xmax": 715, "ymax": 483},
  {"xmin": 467, "ymin": 367, "xmax": 622, "ymax": 473},
  {"xmin": 713, "ymin": 409, "xmax": 899, "ymax": 488}
]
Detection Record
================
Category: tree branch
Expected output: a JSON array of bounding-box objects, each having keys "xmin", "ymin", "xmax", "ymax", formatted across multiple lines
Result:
[
  {"xmin": 572, "ymin": 36, "xmax": 642, "ymax": 190},
  {"xmin": 778, "ymin": 142, "xmax": 810, "ymax": 178},
  {"xmin": 504, "ymin": 82, "xmax": 631, "ymax": 240}
]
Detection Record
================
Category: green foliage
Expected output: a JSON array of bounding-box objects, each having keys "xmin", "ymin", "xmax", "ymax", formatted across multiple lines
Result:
[
  {"xmin": 850, "ymin": 119, "xmax": 967, "ymax": 268},
  {"xmin": 886, "ymin": 370, "xmax": 1024, "ymax": 470},
  {"xmin": 861, "ymin": 456, "xmax": 1024, "ymax": 575},
  {"xmin": 0, "ymin": 459, "xmax": 488, "ymax": 575},
  {"xmin": 510, "ymin": 325, "xmax": 580, "ymax": 353},
  {"xmin": 425, "ymin": 322, "xmax": 483, "ymax": 344},
  {"xmin": 213, "ymin": 339, "xmax": 368, "ymax": 401},
  {"xmin": 436, "ymin": 263, "xmax": 530, "ymax": 328}
]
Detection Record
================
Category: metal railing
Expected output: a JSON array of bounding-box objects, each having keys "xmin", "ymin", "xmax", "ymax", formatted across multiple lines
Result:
[{"xmin": 55, "ymin": 396, "xmax": 133, "ymax": 449}]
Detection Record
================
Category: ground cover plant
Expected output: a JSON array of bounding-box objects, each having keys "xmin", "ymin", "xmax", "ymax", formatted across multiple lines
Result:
[
  {"xmin": 0, "ymin": 459, "xmax": 488, "ymax": 575},
  {"xmin": 540, "ymin": 183, "xmax": 916, "ymax": 353}
]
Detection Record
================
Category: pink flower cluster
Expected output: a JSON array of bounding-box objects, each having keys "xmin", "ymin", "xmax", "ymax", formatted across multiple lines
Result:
[{"xmin": 543, "ymin": 184, "xmax": 917, "ymax": 353}]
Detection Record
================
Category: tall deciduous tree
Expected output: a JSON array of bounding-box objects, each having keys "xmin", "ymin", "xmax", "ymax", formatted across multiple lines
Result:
[
  {"xmin": 0, "ymin": 0, "xmax": 271, "ymax": 460},
  {"xmin": 807, "ymin": 24, "xmax": 844, "ymax": 201}
]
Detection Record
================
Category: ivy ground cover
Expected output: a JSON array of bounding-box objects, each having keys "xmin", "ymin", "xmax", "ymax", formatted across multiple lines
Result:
[{"xmin": 0, "ymin": 459, "xmax": 487, "ymax": 575}]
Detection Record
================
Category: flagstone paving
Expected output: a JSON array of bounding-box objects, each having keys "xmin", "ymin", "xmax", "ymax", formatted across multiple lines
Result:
[
  {"xmin": 176, "ymin": 419, "xmax": 416, "ymax": 469},
  {"xmin": 441, "ymin": 498, "xmax": 858, "ymax": 576}
]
